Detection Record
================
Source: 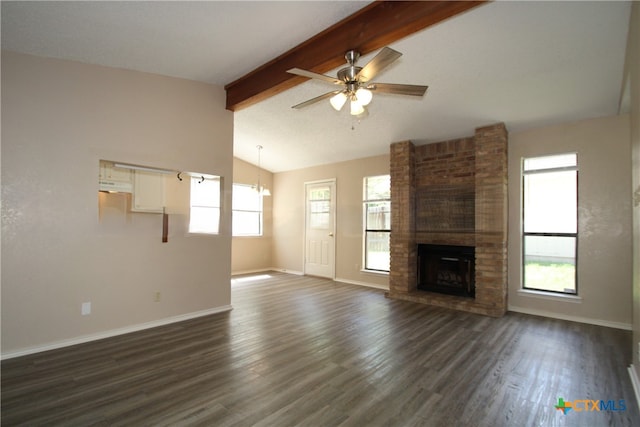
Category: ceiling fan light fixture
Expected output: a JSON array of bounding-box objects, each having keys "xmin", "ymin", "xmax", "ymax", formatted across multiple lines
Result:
[
  {"xmin": 350, "ymin": 99, "xmax": 365, "ymax": 116},
  {"xmin": 329, "ymin": 92, "xmax": 347, "ymax": 111},
  {"xmin": 355, "ymin": 88, "xmax": 372, "ymax": 106}
]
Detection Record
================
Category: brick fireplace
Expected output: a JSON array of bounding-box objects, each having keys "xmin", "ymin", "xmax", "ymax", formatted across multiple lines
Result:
[{"xmin": 387, "ymin": 123, "xmax": 508, "ymax": 317}]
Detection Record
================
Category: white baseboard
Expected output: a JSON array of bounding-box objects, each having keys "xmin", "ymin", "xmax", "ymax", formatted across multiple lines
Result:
[
  {"xmin": 629, "ymin": 365, "xmax": 640, "ymax": 412},
  {"xmin": 1, "ymin": 305, "xmax": 233, "ymax": 360},
  {"xmin": 508, "ymin": 305, "xmax": 631, "ymax": 330},
  {"xmin": 231, "ymin": 270, "xmax": 386, "ymax": 290},
  {"xmin": 231, "ymin": 267, "xmax": 304, "ymax": 276},
  {"xmin": 335, "ymin": 277, "xmax": 389, "ymax": 290},
  {"xmin": 271, "ymin": 268, "xmax": 304, "ymax": 276},
  {"xmin": 231, "ymin": 268, "xmax": 277, "ymax": 276}
]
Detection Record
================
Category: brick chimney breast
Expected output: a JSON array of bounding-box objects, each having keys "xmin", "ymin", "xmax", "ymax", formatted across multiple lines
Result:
[{"xmin": 387, "ymin": 124, "xmax": 508, "ymax": 317}]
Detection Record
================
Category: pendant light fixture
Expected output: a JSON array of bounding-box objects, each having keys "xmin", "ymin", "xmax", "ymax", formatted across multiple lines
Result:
[{"xmin": 255, "ymin": 145, "xmax": 271, "ymax": 196}]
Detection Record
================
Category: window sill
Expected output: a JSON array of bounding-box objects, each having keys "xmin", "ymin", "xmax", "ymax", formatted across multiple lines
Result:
[
  {"xmin": 360, "ymin": 269, "xmax": 389, "ymax": 276},
  {"xmin": 517, "ymin": 289, "xmax": 582, "ymax": 303}
]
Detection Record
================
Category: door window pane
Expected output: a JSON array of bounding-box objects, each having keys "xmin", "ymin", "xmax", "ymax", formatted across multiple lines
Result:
[
  {"xmin": 309, "ymin": 186, "xmax": 330, "ymax": 230},
  {"xmin": 310, "ymin": 201, "xmax": 330, "ymax": 229},
  {"xmin": 309, "ymin": 187, "xmax": 330, "ymax": 201}
]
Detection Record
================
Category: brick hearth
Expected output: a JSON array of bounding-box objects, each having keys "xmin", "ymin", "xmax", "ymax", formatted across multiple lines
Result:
[{"xmin": 387, "ymin": 123, "xmax": 508, "ymax": 317}]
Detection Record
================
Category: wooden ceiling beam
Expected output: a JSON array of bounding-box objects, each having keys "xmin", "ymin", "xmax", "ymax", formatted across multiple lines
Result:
[{"xmin": 224, "ymin": 1, "xmax": 487, "ymax": 111}]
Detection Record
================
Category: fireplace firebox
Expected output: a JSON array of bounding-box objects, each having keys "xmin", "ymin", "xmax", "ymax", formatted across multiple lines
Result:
[{"xmin": 417, "ymin": 244, "xmax": 475, "ymax": 298}]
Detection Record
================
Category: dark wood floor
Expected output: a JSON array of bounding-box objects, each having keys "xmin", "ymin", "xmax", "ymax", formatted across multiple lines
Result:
[{"xmin": 2, "ymin": 271, "xmax": 638, "ymax": 426}]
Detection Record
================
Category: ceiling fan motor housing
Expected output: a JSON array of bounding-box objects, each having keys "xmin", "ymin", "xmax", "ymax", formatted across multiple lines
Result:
[
  {"xmin": 337, "ymin": 66, "xmax": 362, "ymax": 84},
  {"xmin": 338, "ymin": 50, "xmax": 364, "ymax": 94}
]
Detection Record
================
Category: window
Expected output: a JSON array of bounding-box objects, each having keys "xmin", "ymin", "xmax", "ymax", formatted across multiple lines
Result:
[
  {"xmin": 232, "ymin": 183, "xmax": 262, "ymax": 236},
  {"xmin": 308, "ymin": 187, "xmax": 331, "ymax": 229},
  {"xmin": 363, "ymin": 175, "xmax": 391, "ymax": 272},
  {"xmin": 189, "ymin": 176, "xmax": 220, "ymax": 234},
  {"xmin": 522, "ymin": 153, "xmax": 577, "ymax": 294}
]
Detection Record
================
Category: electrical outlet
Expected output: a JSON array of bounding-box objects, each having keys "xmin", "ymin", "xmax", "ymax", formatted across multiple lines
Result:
[
  {"xmin": 81, "ymin": 302, "xmax": 91, "ymax": 315},
  {"xmin": 154, "ymin": 292, "xmax": 161, "ymax": 302}
]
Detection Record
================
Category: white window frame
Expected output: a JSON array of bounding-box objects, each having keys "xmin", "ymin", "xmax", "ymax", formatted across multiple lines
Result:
[
  {"xmin": 363, "ymin": 175, "xmax": 391, "ymax": 273},
  {"xmin": 522, "ymin": 153, "xmax": 578, "ymax": 295},
  {"xmin": 232, "ymin": 183, "xmax": 263, "ymax": 237}
]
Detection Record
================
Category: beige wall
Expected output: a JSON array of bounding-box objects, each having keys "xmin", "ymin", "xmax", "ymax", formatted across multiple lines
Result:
[
  {"xmin": 1, "ymin": 51, "xmax": 234, "ymax": 356},
  {"xmin": 508, "ymin": 115, "xmax": 632, "ymax": 328},
  {"xmin": 4, "ymin": 45, "xmax": 635, "ymax": 360},
  {"xmin": 628, "ymin": 2, "xmax": 640, "ymax": 372},
  {"xmin": 231, "ymin": 157, "xmax": 273, "ymax": 274},
  {"xmin": 272, "ymin": 155, "xmax": 390, "ymax": 288}
]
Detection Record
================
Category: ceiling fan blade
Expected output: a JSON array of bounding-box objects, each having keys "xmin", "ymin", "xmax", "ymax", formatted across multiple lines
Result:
[
  {"xmin": 287, "ymin": 68, "xmax": 343, "ymax": 85},
  {"xmin": 356, "ymin": 47, "xmax": 403, "ymax": 82},
  {"xmin": 292, "ymin": 91, "xmax": 342, "ymax": 109},
  {"xmin": 369, "ymin": 83, "xmax": 428, "ymax": 97}
]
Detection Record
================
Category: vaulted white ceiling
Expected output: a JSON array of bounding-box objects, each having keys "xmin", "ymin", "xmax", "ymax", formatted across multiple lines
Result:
[{"xmin": 2, "ymin": 1, "xmax": 632, "ymax": 172}]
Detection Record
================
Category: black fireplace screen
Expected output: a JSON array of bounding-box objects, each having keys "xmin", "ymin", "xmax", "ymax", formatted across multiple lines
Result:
[{"xmin": 417, "ymin": 244, "xmax": 475, "ymax": 298}]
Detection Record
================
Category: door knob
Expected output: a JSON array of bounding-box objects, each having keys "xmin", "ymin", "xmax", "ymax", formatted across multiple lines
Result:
[{"xmin": 329, "ymin": 232, "xmax": 334, "ymax": 237}]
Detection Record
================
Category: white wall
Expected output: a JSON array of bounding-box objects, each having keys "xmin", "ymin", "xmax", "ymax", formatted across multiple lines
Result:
[
  {"xmin": 508, "ymin": 115, "xmax": 632, "ymax": 329},
  {"xmin": 1, "ymin": 51, "xmax": 234, "ymax": 356}
]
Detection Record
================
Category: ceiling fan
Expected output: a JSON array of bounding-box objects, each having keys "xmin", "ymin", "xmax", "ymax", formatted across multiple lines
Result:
[{"xmin": 287, "ymin": 47, "xmax": 428, "ymax": 117}]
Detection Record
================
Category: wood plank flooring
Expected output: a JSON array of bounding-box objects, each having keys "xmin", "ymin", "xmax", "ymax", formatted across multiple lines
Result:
[{"xmin": 2, "ymin": 271, "xmax": 639, "ymax": 426}]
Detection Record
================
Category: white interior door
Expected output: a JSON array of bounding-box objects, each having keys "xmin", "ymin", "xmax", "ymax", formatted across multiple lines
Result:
[{"xmin": 304, "ymin": 180, "xmax": 336, "ymax": 278}]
